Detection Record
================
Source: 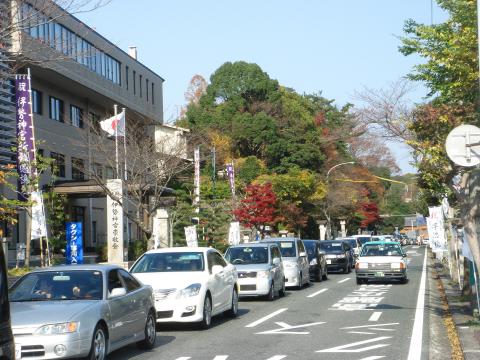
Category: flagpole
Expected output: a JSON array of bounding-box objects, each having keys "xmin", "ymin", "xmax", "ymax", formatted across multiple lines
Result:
[
  {"xmin": 122, "ymin": 108, "xmax": 130, "ymax": 247},
  {"xmin": 114, "ymin": 104, "xmax": 119, "ymax": 177}
]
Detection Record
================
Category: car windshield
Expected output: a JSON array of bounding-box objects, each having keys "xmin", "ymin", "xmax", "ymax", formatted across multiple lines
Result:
[
  {"xmin": 357, "ymin": 237, "xmax": 372, "ymax": 245},
  {"xmin": 276, "ymin": 241, "xmax": 297, "ymax": 257},
  {"xmin": 302, "ymin": 241, "xmax": 317, "ymax": 260},
  {"xmin": 360, "ymin": 244, "xmax": 403, "ymax": 257},
  {"xmin": 319, "ymin": 242, "xmax": 343, "ymax": 253},
  {"xmin": 130, "ymin": 252, "xmax": 205, "ymax": 273},
  {"xmin": 9, "ymin": 270, "xmax": 103, "ymax": 302},
  {"xmin": 225, "ymin": 247, "xmax": 269, "ymax": 265}
]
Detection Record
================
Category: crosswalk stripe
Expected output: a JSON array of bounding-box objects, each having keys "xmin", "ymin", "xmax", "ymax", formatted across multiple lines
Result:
[{"xmin": 369, "ymin": 312, "xmax": 382, "ymax": 321}]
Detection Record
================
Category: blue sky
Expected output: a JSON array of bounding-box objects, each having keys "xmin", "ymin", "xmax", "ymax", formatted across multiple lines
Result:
[{"xmin": 79, "ymin": 0, "xmax": 447, "ymax": 174}]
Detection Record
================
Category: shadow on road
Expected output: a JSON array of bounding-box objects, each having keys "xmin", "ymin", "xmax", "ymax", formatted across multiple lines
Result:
[{"xmin": 108, "ymin": 335, "xmax": 176, "ymax": 359}]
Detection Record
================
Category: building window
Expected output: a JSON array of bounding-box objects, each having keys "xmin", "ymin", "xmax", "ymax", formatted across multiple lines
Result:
[
  {"xmin": 139, "ymin": 75, "xmax": 142, "ymax": 98},
  {"xmin": 49, "ymin": 96, "xmax": 64, "ymax": 122},
  {"xmin": 50, "ymin": 152, "xmax": 65, "ymax": 177},
  {"xmin": 71, "ymin": 157, "xmax": 84, "ymax": 180},
  {"xmin": 32, "ymin": 89, "xmax": 42, "ymax": 115},
  {"xmin": 151, "ymin": 83, "xmax": 155, "ymax": 104},
  {"xmin": 93, "ymin": 163, "xmax": 103, "ymax": 179},
  {"xmin": 133, "ymin": 71, "xmax": 136, "ymax": 95},
  {"xmin": 105, "ymin": 166, "xmax": 115, "ymax": 179},
  {"xmin": 146, "ymin": 79, "xmax": 149, "ymax": 101},
  {"xmin": 70, "ymin": 105, "xmax": 83, "ymax": 128},
  {"xmin": 125, "ymin": 66, "xmax": 129, "ymax": 90}
]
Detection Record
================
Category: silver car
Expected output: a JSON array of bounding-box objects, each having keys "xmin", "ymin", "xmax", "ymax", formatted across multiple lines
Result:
[
  {"xmin": 224, "ymin": 243, "xmax": 285, "ymax": 300},
  {"xmin": 9, "ymin": 264, "xmax": 156, "ymax": 360}
]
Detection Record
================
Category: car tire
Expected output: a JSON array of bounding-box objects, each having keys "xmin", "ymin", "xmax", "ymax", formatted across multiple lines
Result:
[
  {"xmin": 322, "ymin": 267, "xmax": 328, "ymax": 281},
  {"xmin": 279, "ymin": 281, "xmax": 286, "ymax": 297},
  {"xmin": 296, "ymin": 273, "xmax": 303, "ymax": 290},
  {"xmin": 137, "ymin": 311, "xmax": 156, "ymax": 350},
  {"xmin": 343, "ymin": 264, "xmax": 349, "ymax": 274},
  {"xmin": 356, "ymin": 277, "xmax": 363, "ymax": 285},
  {"xmin": 86, "ymin": 324, "xmax": 107, "ymax": 360},
  {"xmin": 199, "ymin": 295, "xmax": 212, "ymax": 330},
  {"xmin": 400, "ymin": 277, "xmax": 408, "ymax": 284},
  {"xmin": 225, "ymin": 288, "xmax": 239, "ymax": 317}
]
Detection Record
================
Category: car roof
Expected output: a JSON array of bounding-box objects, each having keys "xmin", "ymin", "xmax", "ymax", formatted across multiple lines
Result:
[
  {"xmin": 301, "ymin": 239, "xmax": 319, "ymax": 242},
  {"xmin": 228, "ymin": 243, "xmax": 274, "ymax": 248},
  {"xmin": 144, "ymin": 247, "xmax": 213, "ymax": 254},
  {"xmin": 261, "ymin": 237, "xmax": 299, "ymax": 242},
  {"xmin": 363, "ymin": 241, "xmax": 401, "ymax": 245}
]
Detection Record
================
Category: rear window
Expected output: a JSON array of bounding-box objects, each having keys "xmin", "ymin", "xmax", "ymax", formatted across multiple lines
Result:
[{"xmin": 278, "ymin": 242, "xmax": 297, "ymax": 257}]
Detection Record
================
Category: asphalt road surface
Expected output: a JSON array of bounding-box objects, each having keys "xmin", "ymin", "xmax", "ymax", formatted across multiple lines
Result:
[{"xmin": 110, "ymin": 245, "xmax": 429, "ymax": 360}]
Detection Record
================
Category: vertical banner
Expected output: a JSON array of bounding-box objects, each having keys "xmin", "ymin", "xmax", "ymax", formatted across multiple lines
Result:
[
  {"xmin": 106, "ymin": 179, "xmax": 124, "ymax": 263},
  {"xmin": 226, "ymin": 163, "xmax": 235, "ymax": 196},
  {"xmin": 184, "ymin": 225, "xmax": 198, "ymax": 247},
  {"xmin": 15, "ymin": 74, "xmax": 36, "ymax": 198},
  {"xmin": 427, "ymin": 206, "xmax": 447, "ymax": 252},
  {"xmin": 228, "ymin": 222, "xmax": 240, "ymax": 245},
  {"xmin": 66, "ymin": 222, "xmax": 83, "ymax": 264},
  {"xmin": 31, "ymin": 190, "xmax": 47, "ymax": 239},
  {"xmin": 194, "ymin": 146, "xmax": 200, "ymax": 212}
]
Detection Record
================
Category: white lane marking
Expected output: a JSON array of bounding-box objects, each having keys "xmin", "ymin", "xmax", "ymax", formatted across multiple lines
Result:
[
  {"xmin": 407, "ymin": 249, "xmax": 428, "ymax": 360},
  {"xmin": 341, "ymin": 323, "xmax": 399, "ymax": 330},
  {"xmin": 266, "ymin": 357, "xmax": 287, "ymax": 360},
  {"xmin": 369, "ymin": 312, "xmax": 382, "ymax": 322},
  {"xmin": 245, "ymin": 308, "xmax": 288, "ymax": 328},
  {"xmin": 412, "ymin": 246, "xmax": 419, "ymax": 249},
  {"xmin": 307, "ymin": 288, "xmax": 328, "ymax": 298},
  {"xmin": 348, "ymin": 331, "xmax": 376, "ymax": 335},
  {"xmin": 174, "ymin": 358, "xmax": 191, "ymax": 360},
  {"xmin": 316, "ymin": 336, "xmax": 392, "ymax": 353},
  {"xmin": 338, "ymin": 278, "xmax": 351, "ymax": 284},
  {"xmin": 359, "ymin": 357, "xmax": 386, "ymax": 360},
  {"xmin": 213, "ymin": 357, "xmax": 228, "ymax": 360},
  {"xmin": 256, "ymin": 321, "xmax": 325, "ymax": 335}
]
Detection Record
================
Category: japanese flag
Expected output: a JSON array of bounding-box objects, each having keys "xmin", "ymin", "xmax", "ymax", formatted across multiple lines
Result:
[{"xmin": 100, "ymin": 110, "xmax": 125, "ymax": 137}]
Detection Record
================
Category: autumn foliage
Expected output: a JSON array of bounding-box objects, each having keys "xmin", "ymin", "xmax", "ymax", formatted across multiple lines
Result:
[
  {"xmin": 233, "ymin": 183, "xmax": 277, "ymax": 231},
  {"xmin": 358, "ymin": 202, "xmax": 380, "ymax": 228}
]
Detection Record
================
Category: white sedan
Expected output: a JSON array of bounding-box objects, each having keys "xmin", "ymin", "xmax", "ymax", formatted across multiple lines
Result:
[{"xmin": 130, "ymin": 247, "xmax": 238, "ymax": 329}]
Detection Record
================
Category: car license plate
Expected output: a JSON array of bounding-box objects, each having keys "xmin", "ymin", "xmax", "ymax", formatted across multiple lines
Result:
[
  {"xmin": 15, "ymin": 344, "xmax": 21, "ymax": 360},
  {"xmin": 375, "ymin": 271, "xmax": 385, "ymax": 277},
  {"xmin": 326, "ymin": 260, "xmax": 331, "ymax": 264}
]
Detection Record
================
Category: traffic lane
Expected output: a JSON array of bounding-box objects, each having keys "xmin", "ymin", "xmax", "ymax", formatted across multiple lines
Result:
[{"xmin": 107, "ymin": 272, "xmax": 348, "ymax": 360}]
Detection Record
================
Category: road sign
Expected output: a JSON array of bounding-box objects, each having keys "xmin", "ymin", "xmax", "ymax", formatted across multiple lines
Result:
[{"xmin": 445, "ymin": 124, "xmax": 480, "ymax": 167}]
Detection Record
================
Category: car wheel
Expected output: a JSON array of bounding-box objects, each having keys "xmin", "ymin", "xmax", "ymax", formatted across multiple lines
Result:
[
  {"xmin": 356, "ymin": 277, "xmax": 363, "ymax": 285},
  {"xmin": 266, "ymin": 282, "xmax": 275, "ymax": 301},
  {"xmin": 199, "ymin": 295, "xmax": 212, "ymax": 329},
  {"xmin": 86, "ymin": 324, "xmax": 107, "ymax": 360},
  {"xmin": 137, "ymin": 311, "xmax": 156, "ymax": 350},
  {"xmin": 343, "ymin": 264, "xmax": 349, "ymax": 274},
  {"xmin": 400, "ymin": 277, "xmax": 408, "ymax": 284},
  {"xmin": 322, "ymin": 267, "xmax": 328, "ymax": 281},
  {"xmin": 279, "ymin": 280, "xmax": 286, "ymax": 297},
  {"xmin": 296, "ymin": 273, "xmax": 303, "ymax": 290},
  {"xmin": 225, "ymin": 288, "xmax": 239, "ymax": 317}
]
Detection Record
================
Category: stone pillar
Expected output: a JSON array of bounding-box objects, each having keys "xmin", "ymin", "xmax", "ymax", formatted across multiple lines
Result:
[
  {"xmin": 340, "ymin": 220, "xmax": 346, "ymax": 237},
  {"xmin": 319, "ymin": 224, "xmax": 327, "ymax": 240},
  {"xmin": 152, "ymin": 208, "xmax": 169, "ymax": 248},
  {"xmin": 106, "ymin": 179, "xmax": 124, "ymax": 264}
]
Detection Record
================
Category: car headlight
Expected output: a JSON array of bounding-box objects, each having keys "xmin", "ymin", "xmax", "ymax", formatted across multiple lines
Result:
[
  {"xmin": 178, "ymin": 283, "xmax": 202, "ymax": 298},
  {"xmin": 35, "ymin": 322, "xmax": 78, "ymax": 335},
  {"xmin": 309, "ymin": 258, "xmax": 318, "ymax": 266},
  {"xmin": 391, "ymin": 263, "xmax": 401, "ymax": 269},
  {"xmin": 257, "ymin": 270, "xmax": 270, "ymax": 278},
  {"xmin": 336, "ymin": 254, "xmax": 346, "ymax": 259},
  {"xmin": 356, "ymin": 262, "xmax": 368, "ymax": 269},
  {"xmin": 284, "ymin": 262, "xmax": 298, "ymax": 269}
]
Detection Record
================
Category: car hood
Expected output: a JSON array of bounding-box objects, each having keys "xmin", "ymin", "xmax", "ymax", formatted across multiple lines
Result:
[
  {"xmin": 234, "ymin": 264, "xmax": 271, "ymax": 272},
  {"xmin": 357, "ymin": 256, "xmax": 404, "ymax": 263},
  {"xmin": 11, "ymin": 301, "xmax": 97, "ymax": 328},
  {"xmin": 133, "ymin": 271, "xmax": 206, "ymax": 290}
]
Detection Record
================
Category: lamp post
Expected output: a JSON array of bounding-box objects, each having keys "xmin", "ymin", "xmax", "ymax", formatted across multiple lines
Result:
[{"xmin": 324, "ymin": 161, "xmax": 355, "ymax": 239}]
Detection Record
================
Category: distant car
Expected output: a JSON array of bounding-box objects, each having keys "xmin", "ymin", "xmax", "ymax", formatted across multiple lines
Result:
[
  {"xmin": 0, "ymin": 244, "xmax": 14, "ymax": 360},
  {"xmin": 9, "ymin": 264, "xmax": 156, "ymax": 360},
  {"xmin": 336, "ymin": 237, "xmax": 362, "ymax": 260},
  {"xmin": 302, "ymin": 240, "xmax": 328, "ymax": 282},
  {"xmin": 130, "ymin": 247, "xmax": 238, "ymax": 329},
  {"xmin": 333, "ymin": 240, "xmax": 355, "ymax": 268},
  {"xmin": 261, "ymin": 238, "xmax": 310, "ymax": 289},
  {"xmin": 352, "ymin": 235, "xmax": 373, "ymax": 247},
  {"xmin": 422, "ymin": 238, "xmax": 429, "ymax": 246},
  {"xmin": 319, "ymin": 240, "xmax": 352, "ymax": 273},
  {"xmin": 355, "ymin": 241, "xmax": 407, "ymax": 284},
  {"xmin": 224, "ymin": 243, "xmax": 285, "ymax": 300}
]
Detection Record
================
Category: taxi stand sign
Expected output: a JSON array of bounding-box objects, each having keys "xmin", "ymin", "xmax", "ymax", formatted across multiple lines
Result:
[{"xmin": 66, "ymin": 222, "xmax": 83, "ymax": 264}]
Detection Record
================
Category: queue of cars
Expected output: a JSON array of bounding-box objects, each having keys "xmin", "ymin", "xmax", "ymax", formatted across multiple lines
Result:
[{"xmin": 2, "ymin": 235, "xmax": 409, "ymax": 360}]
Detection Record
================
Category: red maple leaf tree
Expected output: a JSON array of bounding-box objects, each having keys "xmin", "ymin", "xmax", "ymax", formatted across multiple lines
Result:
[{"xmin": 359, "ymin": 202, "xmax": 380, "ymax": 228}]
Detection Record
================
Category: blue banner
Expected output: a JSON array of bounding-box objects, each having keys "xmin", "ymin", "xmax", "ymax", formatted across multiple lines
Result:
[{"xmin": 66, "ymin": 222, "xmax": 83, "ymax": 264}]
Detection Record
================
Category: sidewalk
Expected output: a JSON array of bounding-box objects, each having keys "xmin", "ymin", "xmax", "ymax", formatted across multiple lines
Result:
[{"xmin": 433, "ymin": 254, "xmax": 480, "ymax": 359}]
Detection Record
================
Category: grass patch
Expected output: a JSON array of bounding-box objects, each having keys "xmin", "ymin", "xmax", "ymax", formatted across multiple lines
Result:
[
  {"xmin": 465, "ymin": 319, "xmax": 480, "ymax": 327},
  {"xmin": 8, "ymin": 267, "xmax": 33, "ymax": 277},
  {"xmin": 450, "ymin": 294, "xmax": 471, "ymax": 302}
]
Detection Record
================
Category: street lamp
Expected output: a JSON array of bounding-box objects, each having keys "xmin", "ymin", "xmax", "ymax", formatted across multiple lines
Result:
[{"xmin": 323, "ymin": 161, "xmax": 355, "ymax": 239}]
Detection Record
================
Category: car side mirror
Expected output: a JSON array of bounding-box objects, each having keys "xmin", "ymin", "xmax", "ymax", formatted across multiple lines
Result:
[
  {"xmin": 273, "ymin": 258, "xmax": 281, "ymax": 265},
  {"xmin": 299, "ymin": 251, "xmax": 307, "ymax": 257},
  {"xmin": 402, "ymin": 254, "xmax": 407, "ymax": 258},
  {"xmin": 109, "ymin": 287, "xmax": 126, "ymax": 298},
  {"xmin": 211, "ymin": 265, "xmax": 224, "ymax": 275}
]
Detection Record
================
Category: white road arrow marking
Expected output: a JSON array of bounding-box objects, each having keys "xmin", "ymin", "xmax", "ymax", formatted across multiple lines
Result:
[
  {"xmin": 348, "ymin": 331, "xmax": 376, "ymax": 335},
  {"xmin": 256, "ymin": 321, "xmax": 325, "ymax": 335},
  {"xmin": 245, "ymin": 308, "xmax": 288, "ymax": 328},
  {"xmin": 174, "ymin": 358, "xmax": 191, "ymax": 360},
  {"xmin": 307, "ymin": 288, "xmax": 328, "ymax": 298},
  {"xmin": 265, "ymin": 356, "xmax": 287, "ymax": 360},
  {"xmin": 213, "ymin": 357, "xmax": 228, "ymax": 360},
  {"xmin": 358, "ymin": 356, "xmax": 386, "ymax": 360},
  {"xmin": 369, "ymin": 312, "xmax": 382, "ymax": 322},
  {"xmin": 341, "ymin": 323, "xmax": 399, "ymax": 330},
  {"xmin": 316, "ymin": 336, "xmax": 392, "ymax": 353}
]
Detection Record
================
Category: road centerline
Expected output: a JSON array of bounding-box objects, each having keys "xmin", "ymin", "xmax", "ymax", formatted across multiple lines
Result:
[
  {"xmin": 307, "ymin": 288, "xmax": 328, "ymax": 298},
  {"xmin": 245, "ymin": 308, "xmax": 288, "ymax": 328}
]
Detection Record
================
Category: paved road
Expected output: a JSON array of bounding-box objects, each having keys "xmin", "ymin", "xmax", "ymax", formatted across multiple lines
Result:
[{"xmin": 110, "ymin": 245, "xmax": 429, "ymax": 360}]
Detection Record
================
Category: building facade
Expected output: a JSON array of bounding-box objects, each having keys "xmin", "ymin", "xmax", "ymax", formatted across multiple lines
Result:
[{"xmin": 4, "ymin": 0, "xmax": 172, "ymax": 257}]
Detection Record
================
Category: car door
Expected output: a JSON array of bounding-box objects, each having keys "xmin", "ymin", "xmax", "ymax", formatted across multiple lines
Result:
[
  {"xmin": 271, "ymin": 245, "xmax": 283, "ymax": 291},
  {"xmin": 207, "ymin": 251, "xmax": 228, "ymax": 312},
  {"xmin": 118, "ymin": 269, "xmax": 147, "ymax": 337},
  {"xmin": 297, "ymin": 240, "xmax": 309, "ymax": 282},
  {"xmin": 106, "ymin": 269, "xmax": 135, "ymax": 345}
]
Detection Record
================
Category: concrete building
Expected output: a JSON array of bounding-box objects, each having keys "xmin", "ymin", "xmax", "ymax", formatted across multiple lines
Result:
[{"xmin": 2, "ymin": 0, "xmax": 185, "ymax": 258}]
